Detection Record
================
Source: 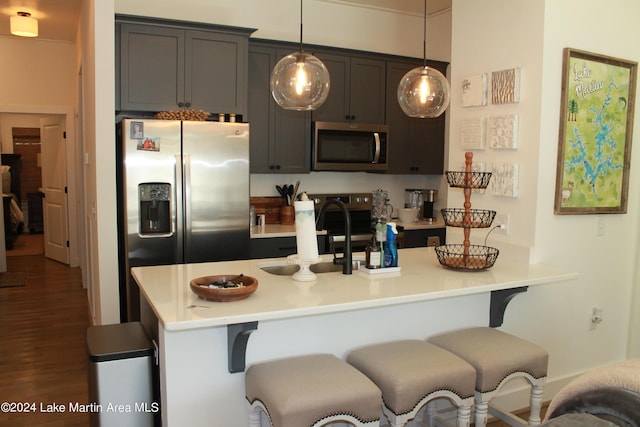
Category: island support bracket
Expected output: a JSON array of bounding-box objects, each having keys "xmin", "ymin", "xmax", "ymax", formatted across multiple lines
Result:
[
  {"xmin": 228, "ymin": 321, "xmax": 258, "ymax": 373},
  {"xmin": 489, "ymin": 287, "xmax": 528, "ymax": 327}
]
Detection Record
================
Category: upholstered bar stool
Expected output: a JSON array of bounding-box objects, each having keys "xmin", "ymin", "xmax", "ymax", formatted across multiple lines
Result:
[
  {"xmin": 245, "ymin": 353, "xmax": 382, "ymax": 427},
  {"xmin": 428, "ymin": 327, "xmax": 549, "ymax": 427},
  {"xmin": 347, "ymin": 340, "xmax": 476, "ymax": 427}
]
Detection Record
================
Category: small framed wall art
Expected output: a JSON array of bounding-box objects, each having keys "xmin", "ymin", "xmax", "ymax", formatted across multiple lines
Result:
[
  {"xmin": 461, "ymin": 74, "xmax": 488, "ymax": 107},
  {"xmin": 554, "ymin": 48, "xmax": 637, "ymax": 214},
  {"xmin": 491, "ymin": 68, "xmax": 521, "ymax": 104},
  {"xmin": 460, "ymin": 118, "xmax": 485, "ymax": 150},
  {"xmin": 488, "ymin": 114, "xmax": 519, "ymax": 149}
]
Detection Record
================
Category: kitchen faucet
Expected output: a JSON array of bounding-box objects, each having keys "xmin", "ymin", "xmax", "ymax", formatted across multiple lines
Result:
[{"xmin": 316, "ymin": 199, "xmax": 353, "ymax": 275}]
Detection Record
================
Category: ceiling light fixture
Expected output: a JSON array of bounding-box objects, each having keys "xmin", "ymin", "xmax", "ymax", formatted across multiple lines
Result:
[
  {"xmin": 397, "ymin": 0, "xmax": 450, "ymax": 118},
  {"xmin": 270, "ymin": 0, "xmax": 330, "ymax": 111},
  {"xmin": 10, "ymin": 11, "xmax": 38, "ymax": 38}
]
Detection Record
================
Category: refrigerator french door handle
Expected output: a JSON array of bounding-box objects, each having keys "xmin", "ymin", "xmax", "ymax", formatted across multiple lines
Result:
[
  {"xmin": 175, "ymin": 153, "xmax": 185, "ymax": 263},
  {"xmin": 183, "ymin": 154, "xmax": 192, "ymax": 260}
]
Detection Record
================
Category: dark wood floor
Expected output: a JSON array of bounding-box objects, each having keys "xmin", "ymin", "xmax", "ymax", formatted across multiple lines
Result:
[{"xmin": 0, "ymin": 252, "xmax": 90, "ymax": 426}]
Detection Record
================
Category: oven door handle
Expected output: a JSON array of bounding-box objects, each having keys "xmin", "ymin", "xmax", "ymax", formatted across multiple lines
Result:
[
  {"xmin": 372, "ymin": 132, "xmax": 381, "ymax": 164},
  {"xmin": 330, "ymin": 234, "xmax": 372, "ymax": 243}
]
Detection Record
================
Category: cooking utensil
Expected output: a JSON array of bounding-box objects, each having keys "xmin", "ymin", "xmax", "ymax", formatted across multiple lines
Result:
[
  {"xmin": 276, "ymin": 185, "xmax": 289, "ymax": 205},
  {"xmin": 287, "ymin": 185, "xmax": 294, "ymax": 204},
  {"xmin": 292, "ymin": 181, "xmax": 300, "ymax": 202}
]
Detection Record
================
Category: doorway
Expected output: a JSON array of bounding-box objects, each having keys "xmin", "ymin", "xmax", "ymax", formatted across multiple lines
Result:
[{"xmin": 0, "ymin": 108, "xmax": 81, "ymax": 273}]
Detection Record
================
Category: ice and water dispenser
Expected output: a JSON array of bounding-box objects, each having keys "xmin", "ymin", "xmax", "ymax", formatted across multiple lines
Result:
[
  {"xmin": 405, "ymin": 189, "xmax": 438, "ymax": 221},
  {"xmin": 138, "ymin": 183, "xmax": 171, "ymax": 235}
]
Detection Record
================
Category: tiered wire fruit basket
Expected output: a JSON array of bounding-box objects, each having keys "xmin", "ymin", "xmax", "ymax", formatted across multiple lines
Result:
[{"xmin": 435, "ymin": 152, "xmax": 500, "ymax": 270}]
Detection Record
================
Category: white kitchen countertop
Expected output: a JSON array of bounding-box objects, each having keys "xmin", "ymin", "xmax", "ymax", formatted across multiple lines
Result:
[{"xmin": 132, "ymin": 247, "xmax": 578, "ymax": 332}]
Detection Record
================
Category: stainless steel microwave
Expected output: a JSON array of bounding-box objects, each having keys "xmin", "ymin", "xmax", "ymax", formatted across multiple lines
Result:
[{"xmin": 313, "ymin": 121, "xmax": 389, "ymax": 171}]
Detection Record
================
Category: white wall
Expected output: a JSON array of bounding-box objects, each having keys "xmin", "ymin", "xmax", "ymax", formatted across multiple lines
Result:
[
  {"xmin": 86, "ymin": 0, "xmax": 120, "ymax": 325},
  {"xmin": 0, "ymin": 37, "xmax": 76, "ymax": 107},
  {"xmin": 449, "ymin": 0, "xmax": 640, "ymax": 408},
  {"xmin": 535, "ymin": 0, "xmax": 640, "ymax": 363}
]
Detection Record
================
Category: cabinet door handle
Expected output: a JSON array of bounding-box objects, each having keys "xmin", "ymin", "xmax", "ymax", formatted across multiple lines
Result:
[
  {"xmin": 185, "ymin": 102, "xmax": 191, "ymax": 108},
  {"xmin": 177, "ymin": 102, "xmax": 185, "ymax": 108}
]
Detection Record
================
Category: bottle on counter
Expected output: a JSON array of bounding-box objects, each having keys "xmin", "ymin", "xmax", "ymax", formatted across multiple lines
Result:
[
  {"xmin": 365, "ymin": 234, "xmax": 382, "ymax": 269},
  {"xmin": 383, "ymin": 222, "xmax": 398, "ymax": 268}
]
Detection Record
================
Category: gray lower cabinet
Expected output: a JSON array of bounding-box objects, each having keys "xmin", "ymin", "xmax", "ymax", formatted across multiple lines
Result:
[
  {"xmin": 311, "ymin": 51, "xmax": 386, "ymax": 124},
  {"xmin": 117, "ymin": 18, "xmax": 253, "ymax": 114},
  {"xmin": 250, "ymin": 236, "xmax": 327, "ymax": 259},
  {"xmin": 385, "ymin": 60, "xmax": 448, "ymax": 175},
  {"xmin": 248, "ymin": 43, "xmax": 311, "ymax": 173},
  {"xmin": 401, "ymin": 228, "xmax": 446, "ymax": 248}
]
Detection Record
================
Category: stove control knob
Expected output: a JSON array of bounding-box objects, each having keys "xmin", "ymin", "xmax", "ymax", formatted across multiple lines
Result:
[
  {"xmin": 363, "ymin": 196, "xmax": 369, "ymax": 203},
  {"xmin": 313, "ymin": 198, "xmax": 321, "ymax": 205},
  {"xmin": 355, "ymin": 197, "xmax": 361, "ymax": 203}
]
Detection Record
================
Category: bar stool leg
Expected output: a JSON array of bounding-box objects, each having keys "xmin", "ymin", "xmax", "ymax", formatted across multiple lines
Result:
[
  {"xmin": 247, "ymin": 408, "xmax": 261, "ymax": 427},
  {"xmin": 426, "ymin": 401, "xmax": 438, "ymax": 426},
  {"xmin": 528, "ymin": 384, "xmax": 544, "ymax": 425},
  {"xmin": 457, "ymin": 403, "xmax": 472, "ymax": 427},
  {"xmin": 475, "ymin": 398, "xmax": 489, "ymax": 427}
]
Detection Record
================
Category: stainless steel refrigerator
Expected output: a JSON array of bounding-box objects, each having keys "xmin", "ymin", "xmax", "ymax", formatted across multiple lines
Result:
[{"xmin": 118, "ymin": 118, "xmax": 250, "ymax": 321}]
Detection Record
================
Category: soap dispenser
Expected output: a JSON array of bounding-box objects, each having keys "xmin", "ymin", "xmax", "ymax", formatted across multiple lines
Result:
[
  {"xmin": 383, "ymin": 222, "xmax": 398, "ymax": 268},
  {"xmin": 365, "ymin": 234, "xmax": 382, "ymax": 269}
]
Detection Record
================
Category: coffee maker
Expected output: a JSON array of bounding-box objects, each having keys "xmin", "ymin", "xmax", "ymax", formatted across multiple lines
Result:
[{"xmin": 404, "ymin": 189, "xmax": 438, "ymax": 221}]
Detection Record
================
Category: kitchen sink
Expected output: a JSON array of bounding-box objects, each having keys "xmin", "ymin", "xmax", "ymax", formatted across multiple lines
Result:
[{"xmin": 259, "ymin": 256, "xmax": 364, "ymax": 276}]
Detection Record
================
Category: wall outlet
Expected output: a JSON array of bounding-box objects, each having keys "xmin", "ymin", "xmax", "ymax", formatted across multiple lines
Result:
[
  {"xmin": 589, "ymin": 307, "xmax": 603, "ymax": 330},
  {"xmin": 597, "ymin": 216, "xmax": 606, "ymax": 236},
  {"xmin": 426, "ymin": 236, "xmax": 441, "ymax": 247},
  {"xmin": 494, "ymin": 213, "xmax": 510, "ymax": 235}
]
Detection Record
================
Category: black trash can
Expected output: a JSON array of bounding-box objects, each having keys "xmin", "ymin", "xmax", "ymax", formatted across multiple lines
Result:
[{"xmin": 86, "ymin": 322, "xmax": 155, "ymax": 427}]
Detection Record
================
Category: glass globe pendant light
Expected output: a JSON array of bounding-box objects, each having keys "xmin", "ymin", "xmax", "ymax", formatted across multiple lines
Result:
[
  {"xmin": 397, "ymin": 0, "xmax": 450, "ymax": 118},
  {"xmin": 270, "ymin": 0, "xmax": 330, "ymax": 111}
]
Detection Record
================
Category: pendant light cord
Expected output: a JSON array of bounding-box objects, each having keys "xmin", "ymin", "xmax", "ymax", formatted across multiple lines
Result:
[
  {"xmin": 422, "ymin": 0, "xmax": 427, "ymax": 67},
  {"xmin": 299, "ymin": 0, "xmax": 304, "ymax": 52}
]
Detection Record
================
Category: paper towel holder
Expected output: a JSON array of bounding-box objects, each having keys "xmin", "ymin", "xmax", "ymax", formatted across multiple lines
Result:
[{"xmin": 288, "ymin": 254, "xmax": 321, "ymax": 282}]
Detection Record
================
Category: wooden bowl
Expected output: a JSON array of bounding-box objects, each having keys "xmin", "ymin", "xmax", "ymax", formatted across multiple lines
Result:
[{"xmin": 189, "ymin": 274, "xmax": 258, "ymax": 302}]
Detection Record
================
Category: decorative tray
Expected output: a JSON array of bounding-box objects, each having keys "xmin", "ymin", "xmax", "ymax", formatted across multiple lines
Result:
[
  {"xmin": 434, "ymin": 244, "xmax": 499, "ymax": 271},
  {"xmin": 154, "ymin": 109, "xmax": 211, "ymax": 121},
  {"xmin": 190, "ymin": 274, "xmax": 258, "ymax": 302},
  {"xmin": 445, "ymin": 171, "xmax": 493, "ymax": 189},
  {"xmin": 441, "ymin": 208, "xmax": 496, "ymax": 228},
  {"xmin": 358, "ymin": 266, "xmax": 401, "ymax": 275}
]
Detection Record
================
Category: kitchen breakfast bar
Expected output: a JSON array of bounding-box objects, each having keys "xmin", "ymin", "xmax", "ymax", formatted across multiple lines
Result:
[{"xmin": 132, "ymin": 247, "xmax": 577, "ymax": 426}]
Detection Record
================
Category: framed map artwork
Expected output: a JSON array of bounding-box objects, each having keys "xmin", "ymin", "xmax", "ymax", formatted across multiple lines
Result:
[{"xmin": 554, "ymin": 48, "xmax": 637, "ymax": 214}]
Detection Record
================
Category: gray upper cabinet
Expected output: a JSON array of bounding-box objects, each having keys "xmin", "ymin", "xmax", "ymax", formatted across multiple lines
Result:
[
  {"xmin": 248, "ymin": 43, "xmax": 310, "ymax": 174},
  {"xmin": 385, "ymin": 60, "xmax": 448, "ymax": 175},
  {"xmin": 311, "ymin": 51, "xmax": 386, "ymax": 124},
  {"xmin": 117, "ymin": 18, "xmax": 253, "ymax": 114}
]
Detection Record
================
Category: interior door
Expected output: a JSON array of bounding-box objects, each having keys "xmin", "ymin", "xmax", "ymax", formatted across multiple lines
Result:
[{"xmin": 41, "ymin": 117, "xmax": 69, "ymax": 264}]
